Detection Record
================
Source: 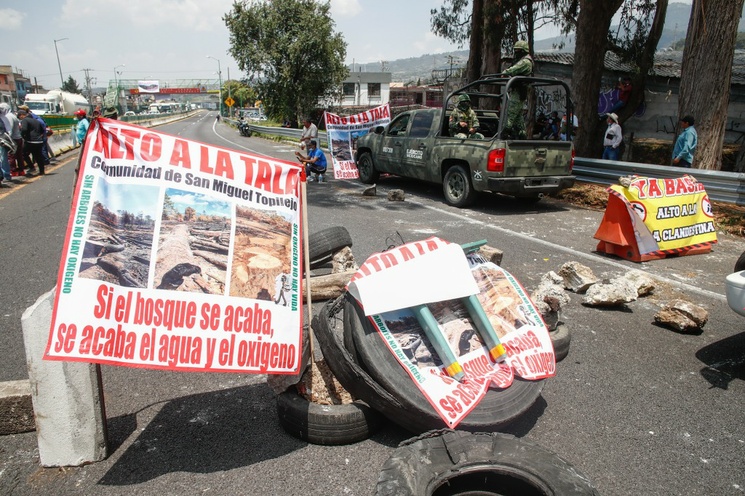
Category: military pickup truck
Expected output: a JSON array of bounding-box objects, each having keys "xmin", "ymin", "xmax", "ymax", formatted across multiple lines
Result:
[{"xmin": 354, "ymin": 75, "xmax": 576, "ymax": 207}]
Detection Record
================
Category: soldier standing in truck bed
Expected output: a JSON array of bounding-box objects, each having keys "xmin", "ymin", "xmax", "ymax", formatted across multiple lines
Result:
[{"xmin": 502, "ymin": 40, "xmax": 534, "ymax": 139}]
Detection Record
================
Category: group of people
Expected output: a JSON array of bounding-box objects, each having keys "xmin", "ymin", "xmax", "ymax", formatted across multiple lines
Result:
[
  {"xmin": 535, "ymin": 111, "xmax": 579, "ymax": 141},
  {"xmin": 0, "ymin": 103, "xmax": 57, "ymax": 184},
  {"xmin": 601, "ymin": 111, "xmax": 697, "ymax": 167}
]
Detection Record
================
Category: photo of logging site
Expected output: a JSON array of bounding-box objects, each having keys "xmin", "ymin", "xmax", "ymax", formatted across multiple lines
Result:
[
  {"xmin": 230, "ymin": 205, "xmax": 294, "ymax": 303},
  {"xmin": 154, "ymin": 188, "xmax": 230, "ymax": 294},
  {"xmin": 79, "ymin": 182, "xmax": 160, "ymax": 288}
]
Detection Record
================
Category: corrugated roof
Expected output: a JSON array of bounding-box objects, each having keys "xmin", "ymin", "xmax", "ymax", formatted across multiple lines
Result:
[{"xmin": 534, "ymin": 50, "xmax": 745, "ymax": 85}]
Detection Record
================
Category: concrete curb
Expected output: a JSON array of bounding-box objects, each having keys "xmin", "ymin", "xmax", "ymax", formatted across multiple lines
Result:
[{"xmin": 0, "ymin": 379, "xmax": 35, "ymax": 435}]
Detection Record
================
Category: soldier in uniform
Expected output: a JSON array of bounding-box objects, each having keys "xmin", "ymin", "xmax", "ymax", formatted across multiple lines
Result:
[
  {"xmin": 449, "ymin": 94, "xmax": 484, "ymax": 139},
  {"xmin": 502, "ymin": 40, "xmax": 534, "ymax": 139}
]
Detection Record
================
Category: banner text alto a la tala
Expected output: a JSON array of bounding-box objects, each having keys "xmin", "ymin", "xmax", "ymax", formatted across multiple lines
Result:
[{"xmin": 45, "ymin": 118, "xmax": 305, "ymax": 374}]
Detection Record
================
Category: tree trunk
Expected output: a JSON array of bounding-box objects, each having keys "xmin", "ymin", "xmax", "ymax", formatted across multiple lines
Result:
[
  {"xmin": 482, "ymin": 0, "xmax": 505, "ymax": 77},
  {"xmin": 617, "ymin": 1, "xmax": 669, "ymax": 127},
  {"xmin": 572, "ymin": 0, "xmax": 623, "ymax": 158},
  {"xmin": 679, "ymin": 0, "xmax": 744, "ymax": 171},
  {"xmin": 467, "ymin": 0, "xmax": 485, "ymax": 83}
]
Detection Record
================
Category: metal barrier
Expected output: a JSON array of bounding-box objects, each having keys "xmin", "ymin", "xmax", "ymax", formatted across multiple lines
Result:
[
  {"xmin": 574, "ymin": 157, "xmax": 745, "ymax": 206},
  {"xmin": 233, "ymin": 123, "xmax": 745, "ymax": 206}
]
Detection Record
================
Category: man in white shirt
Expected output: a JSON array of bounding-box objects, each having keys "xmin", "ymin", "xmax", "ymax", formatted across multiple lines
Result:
[
  {"xmin": 602, "ymin": 113, "xmax": 623, "ymax": 161},
  {"xmin": 299, "ymin": 118, "xmax": 318, "ymax": 150}
]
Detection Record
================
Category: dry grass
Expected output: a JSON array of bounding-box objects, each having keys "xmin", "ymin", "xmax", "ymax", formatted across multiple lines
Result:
[{"xmin": 554, "ymin": 182, "xmax": 745, "ymax": 238}]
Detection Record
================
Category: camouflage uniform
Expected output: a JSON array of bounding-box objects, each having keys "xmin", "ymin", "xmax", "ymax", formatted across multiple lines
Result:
[
  {"xmin": 449, "ymin": 95, "xmax": 484, "ymax": 139},
  {"xmin": 502, "ymin": 41, "xmax": 534, "ymax": 139}
]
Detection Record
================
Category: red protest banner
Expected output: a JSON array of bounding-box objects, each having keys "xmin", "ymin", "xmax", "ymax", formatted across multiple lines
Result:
[{"xmin": 45, "ymin": 119, "xmax": 305, "ymax": 374}]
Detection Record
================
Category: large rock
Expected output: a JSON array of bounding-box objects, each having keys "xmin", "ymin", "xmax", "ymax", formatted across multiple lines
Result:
[
  {"xmin": 582, "ymin": 278, "xmax": 638, "ymax": 307},
  {"xmin": 654, "ymin": 300, "xmax": 709, "ymax": 332},
  {"xmin": 331, "ymin": 246, "xmax": 358, "ymax": 274},
  {"xmin": 558, "ymin": 262, "xmax": 599, "ymax": 293},
  {"xmin": 622, "ymin": 269, "xmax": 655, "ymax": 297},
  {"xmin": 387, "ymin": 189, "xmax": 405, "ymax": 201}
]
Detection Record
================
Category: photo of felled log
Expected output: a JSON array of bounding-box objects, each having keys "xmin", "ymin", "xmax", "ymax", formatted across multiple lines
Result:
[{"xmin": 153, "ymin": 189, "xmax": 230, "ymax": 294}]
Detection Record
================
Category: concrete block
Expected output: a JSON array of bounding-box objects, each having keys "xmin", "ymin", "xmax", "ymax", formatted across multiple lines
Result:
[
  {"xmin": 22, "ymin": 288, "xmax": 108, "ymax": 467},
  {"xmin": 0, "ymin": 379, "xmax": 35, "ymax": 435}
]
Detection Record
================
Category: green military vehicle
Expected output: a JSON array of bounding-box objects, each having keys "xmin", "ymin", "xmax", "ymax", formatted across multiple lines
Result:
[{"xmin": 354, "ymin": 75, "xmax": 576, "ymax": 207}]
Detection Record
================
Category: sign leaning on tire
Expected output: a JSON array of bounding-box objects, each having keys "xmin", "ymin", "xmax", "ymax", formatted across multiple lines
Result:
[{"xmin": 345, "ymin": 237, "xmax": 556, "ymax": 428}]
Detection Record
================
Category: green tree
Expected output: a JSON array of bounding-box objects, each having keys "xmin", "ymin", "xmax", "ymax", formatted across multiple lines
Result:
[
  {"xmin": 224, "ymin": 0, "xmax": 348, "ymax": 122},
  {"xmin": 61, "ymin": 75, "xmax": 82, "ymax": 94}
]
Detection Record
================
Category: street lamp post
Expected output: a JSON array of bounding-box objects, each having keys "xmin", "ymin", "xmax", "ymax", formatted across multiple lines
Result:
[
  {"xmin": 206, "ymin": 55, "xmax": 222, "ymax": 116},
  {"xmin": 113, "ymin": 64, "xmax": 125, "ymax": 114},
  {"xmin": 54, "ymin": 38, "xmax": 68, "ymax": 89}
]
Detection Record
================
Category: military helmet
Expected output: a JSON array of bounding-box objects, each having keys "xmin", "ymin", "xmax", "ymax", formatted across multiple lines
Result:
[
  {"xmin": 457, "ymin": 94, "xmax": 471, "ymax": 103},
  {"xmin": 514, "ymin": 40, "xmax": 529, "ymax": 52}
]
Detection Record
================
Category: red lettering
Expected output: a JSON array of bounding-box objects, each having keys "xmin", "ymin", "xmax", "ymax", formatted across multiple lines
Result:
[
  {"xmin": 169, "ymin": 139, "xmax": 192, "ymax": 168},
  {"xmin": 213, "ymin": 150, "xmax": 235, "ymax": 179},
  {"xmin": 141, "ymin": 133, "xmax": 162, "ymax": 161}
]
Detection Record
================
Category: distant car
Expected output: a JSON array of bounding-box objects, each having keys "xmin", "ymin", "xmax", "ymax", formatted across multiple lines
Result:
[
  {"xmin": 124, "ymin": 111, "xmax": 136, "ymax": 116},
  {"xmin": 148, "ymin": 110, "xmax": 160, "ymax": 115}
]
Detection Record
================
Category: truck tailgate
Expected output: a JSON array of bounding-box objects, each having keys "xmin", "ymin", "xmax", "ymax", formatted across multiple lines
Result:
[{"xmin": 503, "ymin": 140, "xmax": 573, "ymax": 177}]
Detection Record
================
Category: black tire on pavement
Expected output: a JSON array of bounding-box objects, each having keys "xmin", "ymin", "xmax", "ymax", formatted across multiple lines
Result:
[
  {"xmin": 376, "ymin": 429, "xmax": 600, "ymax": 496},
  {"xmin": 312, "ymin": 297, "xmax": 429, "ymax": 434},
  {"xmin": 276, "ymin": 387, "xmax": 382, "ymax": 445},
  {"xmin": 356, "ymin": 152, "xmax": 380, "ymax": 184},
  {"xmin": 345, "ymin": 293, "xmax": 544, "ymax": 433},
  {"xmin": 735, "ymin": 250, "xmax": 745, "ymax": 272},
  {"xmin": 443, "ymin": 165, "xmax": 477, "ymax": 208},
  {"xmin": 308, "ymin": 226, "xmax": 353, "ymax": 269},
  {"xmin": 549, "ymin": 323, "xmax": 571, "ymax": 362}
]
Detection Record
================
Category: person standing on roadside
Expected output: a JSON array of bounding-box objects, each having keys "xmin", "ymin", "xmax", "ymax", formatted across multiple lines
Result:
[
  {"xmin": 0, "ymin": 103, "xmax": 24, "ymax": 175},
  {"xmin": 0, "ymin": 117, "xmax": 12, "ymax": 185},
  {"xmin": 72, "ymin": 109, "xmax": 91, "ymax": 192},
  {"xmin": 672, "ymin": 115, "xmax": 697, "ymax": 168},
  {"xmin": 299, "ymin": 118, "xmax": 318, "ymax": 150},
  {"xmin": 18, "ymin": 108, "xmax": 45, "ymax": 175},
  {"xmin": 602, "ymin": 113, "xmax": 623, "ymax": 161},
  {"xmin": 18, "ymin": 105, "xmax": 52, "ymax": 166}
]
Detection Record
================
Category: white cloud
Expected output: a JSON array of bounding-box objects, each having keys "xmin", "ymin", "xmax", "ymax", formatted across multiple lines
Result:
[
  {"xmin": 330, "ymin": 0, "xmax": 362, "ymax": 17},
  {"xmin": 1, "ymin": 9, "xmax": 26, "ymax": 29},
  {"xmin": 60, "ymin": 0, "xmax": 230, "ymax": 32}
]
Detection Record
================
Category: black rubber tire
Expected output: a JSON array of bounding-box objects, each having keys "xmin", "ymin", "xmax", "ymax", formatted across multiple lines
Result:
[
  {"xmin": 549, "ymin": 324, "xmax": 571, "ymax": 362},
  {"xmin": 735, "ymin": 250, "xmax": 745, "ymax": 272},
  {"xmin": 308, "ymin": 226, "xmax": 353, "ymax": 269},
  {"xmin": 376, "ymin": 429, "xmax": 600, "ymax": 495},
  {"xmin": 312, "ymin": 297, "xmax": 429, "ymax": 434},
  {"xmin": 276, "ymin": 387, "xmax": 382, "ymax": 445},
  {"xmin": 345, "ymin": 294, "xmax": 544, "ymax": 433},
  {"xmin": 356, "ymin": 152, "xmax": 380, "ymax": 184},
  {"xmin": 443, "ymin": 165, "xmax": 477, "ymax": 207}
]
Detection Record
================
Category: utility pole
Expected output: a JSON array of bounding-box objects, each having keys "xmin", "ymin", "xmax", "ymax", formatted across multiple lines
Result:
[
  {"xmin": 82, "ymin": 68, "xmax": 94, "ymax": 105},
  {"xmin": 54, "ymin": 38, "xmax": 69, "ymax": 89}
]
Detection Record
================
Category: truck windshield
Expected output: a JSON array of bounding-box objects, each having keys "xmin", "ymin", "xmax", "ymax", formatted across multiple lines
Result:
[{"xmin": 26, "ymin": 102, "xmax": 49, "ymax": 111}]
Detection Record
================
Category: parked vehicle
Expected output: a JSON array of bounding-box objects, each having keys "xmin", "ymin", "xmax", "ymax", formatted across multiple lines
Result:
[
  {"xmin": 23, "ymin": 90, "xmax": 91, "ymax": 116},
  {"xmin": 354, "ymin": 75, "xmax": 576, "ymax": 207},
  {"xmin": 726, "ymin": 251, "xmax": 745, "ymax": 317}
]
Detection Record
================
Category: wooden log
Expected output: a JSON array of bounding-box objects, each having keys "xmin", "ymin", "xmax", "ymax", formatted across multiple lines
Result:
[
  {"xmin": 193, "ymin": 250, "xmax": 227, "ymax": 269},
  {"xmin": 190, "ymin": 239, "xmax": 229, "ymax": 254},
  {"xmin": 303, "ymin": 270, "xmax": 356, "ymax": 301}
]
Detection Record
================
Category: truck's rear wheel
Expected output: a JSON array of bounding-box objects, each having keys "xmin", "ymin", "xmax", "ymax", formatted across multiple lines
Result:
[
  {"xmin": 443, "ymin": 165, "xmax": 476, "ymax": 207},
  {"xmin": 356, "ymin": 152, "xmax": 379, "ymax": 184}
]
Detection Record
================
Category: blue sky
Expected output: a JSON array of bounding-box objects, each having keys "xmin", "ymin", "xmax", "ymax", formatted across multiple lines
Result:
[{"xmin": 3, "ymin": 0, "xmax": 693, "ymax": 91}]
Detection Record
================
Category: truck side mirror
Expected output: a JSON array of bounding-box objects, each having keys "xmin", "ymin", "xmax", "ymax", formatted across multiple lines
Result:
[{"xmin": 374, "ymin": 126, "xmax": 384, "ymax": 134}]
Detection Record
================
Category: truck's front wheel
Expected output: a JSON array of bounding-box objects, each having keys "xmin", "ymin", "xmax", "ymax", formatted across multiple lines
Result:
[
  {"xmin": 356, "ymin": 152, "xmax": 379, "ymax": 184},
  {"xmin": 443, "ymin": 165, "xmax": 476, "ymax": 207}
]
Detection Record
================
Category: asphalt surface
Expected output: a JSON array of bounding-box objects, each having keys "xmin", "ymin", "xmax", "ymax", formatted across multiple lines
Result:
[{"xmin": 1, "ymin": 111, "xmax": 744, "ymax": 495}]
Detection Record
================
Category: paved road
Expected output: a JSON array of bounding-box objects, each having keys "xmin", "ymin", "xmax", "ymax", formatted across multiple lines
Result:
[{"xmin": 2, "ymin": 111, "xmax": 744, "ymax": 495}]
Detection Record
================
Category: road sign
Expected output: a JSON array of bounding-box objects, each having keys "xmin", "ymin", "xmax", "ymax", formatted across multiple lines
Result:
[{"xmin": 225, "ymin": 97, "xmax": 235, "ymax": 107}]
